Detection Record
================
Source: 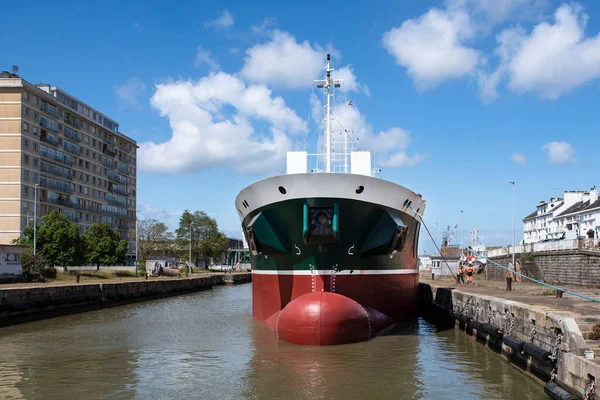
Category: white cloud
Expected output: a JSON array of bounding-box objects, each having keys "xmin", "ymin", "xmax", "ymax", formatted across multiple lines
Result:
[
  {"xmin": 541, "ymin": 141, "xmax": 576, "ymax": 164},
  {"xmin": 240, "ymin": 30, "xmax": 326, "ymax": 90},
  {"xmin": 447, "ymin": 0, "xmax": 548, "ymax": 26},
  {"xmin": 329, "ymin": 102, "xmax": 425, "ymax": 168},
  {"xmin": 140, "ymin": 204, "xmax": 172, "ymax": 220},
  {"xmin": 138, "ymin": 73, "xmax": 306, "ymax": 174},
  {"xmin": 195, "ymin": 46, "xmax": 220, "ymax": 72},
  {"xmin": 251, "ymin": 17, "xmax": 277, "ymax": 35},
  {"xmin": 205, "ymin": 9, "xmax": 234, "ymax": 29},
  {"xmin": 382, "ymin": 8, "xmax": 480, "ymax": 90},
  {"xmin": 239, "ymin": 31, "xmax": 368, "ymax": 95},
  {"xmin": 334, "ymin": 65, "xmax": 370, "ymax": 96},
  {"xmin": 114, "ymin": 77, "xmax": 145, "ymax": 110},
  {"xmin": 505, "ymin": 3, "xmax": 600, "ymax": 98},
  {"xmin": 510, "ymin": 153, "xmax": 527, "ymax": 164}
]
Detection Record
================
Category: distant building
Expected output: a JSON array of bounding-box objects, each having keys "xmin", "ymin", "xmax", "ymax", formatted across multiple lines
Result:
[
  {"xmin": 0, "ymin": 244, "xmax": 22, "ymax": 276},
  {"xmin": 431, "ymin": 255, "xmax": 459, "ymax": 277},
  {"xmin": 0, "ymin": 70, "xmax": 137, "ymax": 264},
  {"xmin": 417, "ymin": 255, "xmax": 432, "ymax": 271},
  {"xmin": 523, "ymin": 187, "xmax": 600, "ymax": 244}
]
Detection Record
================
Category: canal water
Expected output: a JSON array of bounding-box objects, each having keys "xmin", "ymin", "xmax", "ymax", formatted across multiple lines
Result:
[{"xmin": 0, "ymin": 284, "xmax": 547, "ymax": 399}]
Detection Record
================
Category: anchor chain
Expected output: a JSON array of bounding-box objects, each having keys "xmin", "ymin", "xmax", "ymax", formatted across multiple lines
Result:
[
  {"xmin": 501, "ymin": 310, "xmax": 510, "ymax": 334},
  {"xmin": 529, "ymin": 322, "xmax": 536, "ymax": 343},
  {"xmin": 550, "ymin": 367, "xmax": 557, "ymax": 382},
  {"xmin": 487, "ymin": 306, "xmax": 492, "ymax": 324},
  {"xmin": 330, "ymin": 265, "xmax": 338, "ymax": 293},
  {"xmin": 585, "ymin": 378, "xmax": 595, "ymax": 400},
  {"xmin": 550, "ymin": 333, "xmax": 563, "ymax": 362},
  {"xmin": 309, "ymin": 264, "xmax": 316, "ymax": 293},
  {"xmin": 508, "ymin": 314, "xmax": 515, "ymax": 336}
]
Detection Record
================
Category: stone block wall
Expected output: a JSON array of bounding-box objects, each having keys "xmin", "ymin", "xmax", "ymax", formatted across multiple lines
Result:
[
  {"xmin": 421, "ymin": 282, "xmax": 599, "ymax": 399},
  {"xmin": 487, "ymin": 250, "xmax": 600, "ymax": 286},
  {"xmin": 0, "ymin": 274, "xmax": 250, "ymax": 326}
]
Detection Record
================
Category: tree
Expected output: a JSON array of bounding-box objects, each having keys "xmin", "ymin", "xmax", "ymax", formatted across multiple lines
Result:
[
  {"xmin": 23, "ymin": 211, "xmax": 84, "ymax": 271},
  {"xmin": 137, "ymin": 218, "xmax": 174, "ymax": 262},
  {"xmin": 176, "ymin": 210, "xmax": 229, "ymax": 267},
  {"xmin": 84, "ymin": 222, "xmax": 128, "ymax": 269}
]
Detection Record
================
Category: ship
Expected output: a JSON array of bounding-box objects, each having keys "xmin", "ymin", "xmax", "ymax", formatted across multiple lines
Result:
[{"xmin": 235, "ymin": 54, "xmax": 426, "ymax": 346}]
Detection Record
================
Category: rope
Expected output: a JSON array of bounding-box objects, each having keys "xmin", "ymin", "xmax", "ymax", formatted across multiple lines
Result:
[
  {"xmin": 420, "ymin": 217, "xmax": 458, "ymax": 280},
  {"xmin": 408, "ymin": 205, "xmax": 600, "ymax": 304}
]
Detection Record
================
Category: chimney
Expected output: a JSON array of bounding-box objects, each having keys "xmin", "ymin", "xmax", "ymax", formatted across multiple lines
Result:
[{"xmin": 591, "ymin": 186, "xmax": 598, "ymax": 203}]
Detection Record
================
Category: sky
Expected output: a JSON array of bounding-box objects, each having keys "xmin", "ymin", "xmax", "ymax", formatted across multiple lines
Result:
[{"xmin": 2, "ymin": 0, "xmax": 600, "ymax": 254}]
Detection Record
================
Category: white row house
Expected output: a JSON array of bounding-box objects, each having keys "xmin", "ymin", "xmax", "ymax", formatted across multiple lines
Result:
[{"xmin": 523, "ymin": 187, "xmax": 600, "ymax": 244}]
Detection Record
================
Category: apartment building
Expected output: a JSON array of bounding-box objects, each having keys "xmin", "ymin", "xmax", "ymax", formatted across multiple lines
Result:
[
  {"xmin": 522, "ymin": 187, "xmax": 600, "ymax": 244},
  {"xmin": 0, "ymin": 70, "xmax": 137, "ymax": 264}
]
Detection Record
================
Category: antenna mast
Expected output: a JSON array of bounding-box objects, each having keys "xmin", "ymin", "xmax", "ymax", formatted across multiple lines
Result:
[{"xmin": 314, "ymin": 54, "xmax": 342, "ymax": 173}]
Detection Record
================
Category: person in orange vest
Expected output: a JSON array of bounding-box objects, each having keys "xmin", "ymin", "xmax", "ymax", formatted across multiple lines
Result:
[
  {"xmin": 465, "ymin": 264, "xmax": 474, "ymax": 284},
  {"xmin": 457, "ymin": 263, "xmax": 465, "ymax": 284}
]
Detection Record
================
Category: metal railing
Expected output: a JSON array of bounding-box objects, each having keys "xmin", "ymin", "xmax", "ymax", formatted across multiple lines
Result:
[
  {"xmin": 40, "ymin": 135, "xmax": 59, "ymax": 146},
  {"xmin": 487, "ymin": 238, "xmax": 586, "ymax": 257},
  {"xmin": 40, "ymin": 149, "xmax": 74, "ymax": 166}
]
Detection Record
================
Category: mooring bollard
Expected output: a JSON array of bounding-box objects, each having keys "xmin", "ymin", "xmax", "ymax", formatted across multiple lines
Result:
[
  {"xmin": 556, "ymin": 289, "xmax": 563, "ymax": 298},
  {"xmin": 431, "ymin": 273, "xmax": 435, "ymax": 280},
  {"xmin": 76, "ymin": 274, "xmax": 80, "ymax": 284},
  {"xmin": 145, "ymin": 273, "xmax": 149, "ymax": 280},
  {"xmin": 506, "ymin": 277, "xmax": 512, "ymax": 291}
]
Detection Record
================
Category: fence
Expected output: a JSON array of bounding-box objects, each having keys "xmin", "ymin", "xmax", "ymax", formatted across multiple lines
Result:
[{"xmin": 486, "ymin": 238, "xmax": 600, "ymax": 258}]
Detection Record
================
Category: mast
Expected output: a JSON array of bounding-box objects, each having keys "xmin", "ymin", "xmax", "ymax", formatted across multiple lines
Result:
[
  {"xmin": 314, "ymin": 54, "xmax": 342, "ymax": 173},
  {"xmin": 344, "ymin": 129, "xmax": 348, "ymax": 173}
]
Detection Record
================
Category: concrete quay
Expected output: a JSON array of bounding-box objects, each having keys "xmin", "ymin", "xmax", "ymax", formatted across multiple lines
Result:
[
  {"xmin": 419, "ymin": 276, "xmax": 600, "ymax": 399},
  {"xmin": 0, "ymin": 273, "xmax": 251, "ymax": 327}
]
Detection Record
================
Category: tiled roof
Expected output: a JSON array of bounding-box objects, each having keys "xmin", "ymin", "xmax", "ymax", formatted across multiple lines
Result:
[
  {"xmin": 523, "ymin": 210, "xmax": 538, "ymax": 221},
  {"xmin": 557, "ymin": 200, "xmax": 587, "ymax": 217}
]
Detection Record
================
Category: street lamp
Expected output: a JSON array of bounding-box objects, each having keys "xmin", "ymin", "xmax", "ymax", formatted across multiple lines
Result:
[
  {"xmin": 135, "ymin": 218, "xmax": 139, "ymax": 277},
  {"xmin": 510, "ymin": 181, "xmax": 515, "ymax": 268},
  {"xmin": 189, "ymin": 222, "xmax": 194, "ymax": 275},
  {"xmin": 33, "ymin": 183, "xmax": 39, "ymax": 281}
]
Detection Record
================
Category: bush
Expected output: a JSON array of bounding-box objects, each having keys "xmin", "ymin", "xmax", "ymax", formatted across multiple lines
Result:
[
  {"xmin": 590, "ymin": 324, "xmax": 600, "ymax": 341},
  {"xmin": 115, "ymin": 270, "xmax": 135, "ymax": 278},
  {"xmin": 42, "ymin": 266, "xmax": 58, "ymax": 280}
]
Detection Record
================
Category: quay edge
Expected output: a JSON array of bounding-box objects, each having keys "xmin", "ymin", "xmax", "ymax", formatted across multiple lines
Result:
[
  {"xmin": 0, "ymin": 273, "xmax": 251, "ymax": 327},
  {"xmin": 419, "ymin": 282, "xmax": 599, "ymax": 400}
]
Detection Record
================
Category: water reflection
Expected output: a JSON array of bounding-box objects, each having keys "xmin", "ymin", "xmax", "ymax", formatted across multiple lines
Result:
[{"xmin": 0, "ymin": 284, "xmax": 546, "ymax": 400}]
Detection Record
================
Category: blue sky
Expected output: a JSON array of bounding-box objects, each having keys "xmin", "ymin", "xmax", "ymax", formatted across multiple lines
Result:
[{"xmin": 3, "ymin": 0, "xmax": 600, "ymax": 254}]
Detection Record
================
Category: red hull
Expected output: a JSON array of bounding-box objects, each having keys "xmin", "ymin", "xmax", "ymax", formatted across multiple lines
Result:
[{"xmin": 253, "ymin": 272, "xmax": 419, "ymax": 345}]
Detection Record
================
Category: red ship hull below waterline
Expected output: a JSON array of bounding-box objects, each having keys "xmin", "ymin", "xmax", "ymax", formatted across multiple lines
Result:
[{"xmin": 253, "ymin": 271, "xmax": 419, "ymax": 346}]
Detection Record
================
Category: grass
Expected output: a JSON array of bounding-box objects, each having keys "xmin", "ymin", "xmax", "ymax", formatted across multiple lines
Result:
[
  {"xmin": 590, "ymin": 324, "xmax": 600, "ymax": 340},
  {"xmin": 533, "ymin": 289, "xmax": 556, "ymax": 296}
]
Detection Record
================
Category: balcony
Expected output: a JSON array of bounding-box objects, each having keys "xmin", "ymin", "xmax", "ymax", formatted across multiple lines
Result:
[
  {"xmin": 117, "ymin": 163, "xmax": 128, "ymax": 174},
  {"xmin": 103, "ymin": 146, "xmax": 117, "ymax": 157},
  {"xmin": 39, "ymin": 179, "xmax": 72, "ymax": 194},
  {"xmin": 64, "ymin": 144, "xmax": 82, "ymax": 155},
  {"xmin": 108, "ymin": 196, "xmax": 127, "ymax": 208},
  {"xmin": 40, "ymin": 102, "xmax": 58, "ymax": 117},
  {"xmin": 109, "ymin": 185, "xmax": 128, "ymax": 197},
  {"xmin": 64, "ymin": 129, "xmax": 80, "ymax": 142},
  {"xmin": 108, "ymin": 171, "xmax": 127, "ymax": 185},
  {"xmin": 104, "ymin": 136, "xmax": 117, "ymax": 146},
  {"xmin": 41, "ymin": 135, "xmax": 59, "ymax": 147},
  {"xmin": 40, "ymin": 163, "xmax": 71, "ymax": 180},
  {"xmin": 65, "ymin": 213, "xmax": 78, "ymax": 223},
  {"xmin": 40, "ymin": 118, "xmax": 58, "ymax": 132},
  {"xmin": 40, "ymin": 149, "xmax": 74, "ymax": 166},
  {"xmin": 40, "ymin": 196, "xmax": 71, "ymax": 208},
  {"xmin": 102, "ymin": 158, "xmax": 115, "ymax": 168}
]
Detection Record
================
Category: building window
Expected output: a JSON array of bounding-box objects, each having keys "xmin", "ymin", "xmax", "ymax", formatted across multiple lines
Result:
[
  {"xmin": 32, "ymin": 126, "xmax": 38, "ymax": 135},
  {"xmin": 33, "ymin": 143, "xmax": 37, "ymax": 150},
  {"xmin": 23, "ymin": 92, "xmax": 29, "ymax": 101},
  {"xmin": 23, "ymin": 154, "xmax": 29, "ymax": 163},
  {"xmin": 33, "ymin": 96, "xmax": 38, "ymax": 105},
  {"xmin": 23, "ymin": 202, "xmax": 28, "ymax": 212},
  {"xmin": 34, "ymin": 112, "xmax": 38, "ymax": 120},
  {"xmin": 33, "ymin": 158, "xmax": 38, "ymax": 166},
  {"xmin": 24, "ymin": 186, "xmax": 29, "ymax": 195},
  {"xmin": 23, "ymin": 170, "xmax": 29, "ymax": 180},
  {"xmin": 24, "ymin": 138, "xmax": 29, "ymax": 147},
  {"xmin": 32, "ymin": 172, "xmax": 38, "ymax": 182},
  {"xmin": 23, "ymin": 122, "xmax": 29, "ymax": 131},
  {"xmin": 23, "ymin": 107, "xmax": 29, "ymax": 116}
]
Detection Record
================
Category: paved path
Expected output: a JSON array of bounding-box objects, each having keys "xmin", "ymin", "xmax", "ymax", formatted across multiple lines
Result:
[{"xmin": 420, "ymin": 274, "xmax": 600, "ymax": 317}]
